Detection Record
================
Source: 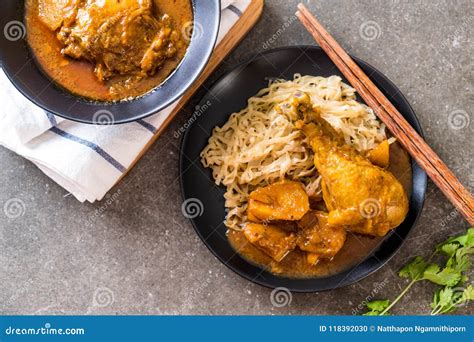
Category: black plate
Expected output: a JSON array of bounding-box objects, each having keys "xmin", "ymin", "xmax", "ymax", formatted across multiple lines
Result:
[
  {"xmin": 0, "ymin": 0, "xmax": 220, "ymax": 124},
  {"xmin": 180, "ymin": 46, "xmax": 427, "ymax": 292}
]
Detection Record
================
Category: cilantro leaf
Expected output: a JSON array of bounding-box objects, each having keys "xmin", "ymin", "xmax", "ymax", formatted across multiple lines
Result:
[
  {"xmin": 439, "ymin": 243, "xmax": 459, "ymax": 258},
  {"xmin": 437, "ymin": 228, "xmax": 474, "ymax": 250},
  {"xmin": 461, "ymin": 285, "xmax": 474, "ymax": 301},
  {"xmin": 399, "ymin": 256, "xmax": 428, "ymax": 281},
  {"xmin": 431, "ymin": 287, "xmax": 453, "ymax": 310},
  {"xmin": 460, "ymin": 228, "xmax": 474, "ymax": 247},
  {"xmin": 422, "ymin": 264, "xmax": 462, "ymax": 286},
  {"xmin": 363, "ymin": 300, "xmax": 390, "ymax": 316},
  {"xmin": 366, "ymin": 299, "xmax": 390, "ymax": 312},
  {"xmin": 362, "ymin": 228, "xmax": 473, "ymax": 316},
  {"xmin": 451, "ymin": 247, "xmax": 473, "ymax": 272},
  {"xmin": 431, "ymin": 285, "xmax": 474, "ymax": 315}
]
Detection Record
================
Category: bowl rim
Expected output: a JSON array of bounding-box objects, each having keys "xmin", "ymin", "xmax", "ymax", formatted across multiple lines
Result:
[
  {"xmin": 0, "ymin": 0, "xmax": 221, "ymax": 124},
  {"xmin": 179, "ymin": 45, "xmax": 428, "ymax": 292}
]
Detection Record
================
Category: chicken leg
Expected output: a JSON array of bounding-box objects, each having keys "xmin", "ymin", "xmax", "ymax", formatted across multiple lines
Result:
[{"xmin": 285, "ymin": 92, "xmax": 409, "ymax": 236}]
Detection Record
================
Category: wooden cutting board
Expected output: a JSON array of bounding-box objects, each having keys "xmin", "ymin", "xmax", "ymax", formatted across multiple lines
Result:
[{"xmin": 119, "ymin": 0, "xmax": 264, "ymax": 181}]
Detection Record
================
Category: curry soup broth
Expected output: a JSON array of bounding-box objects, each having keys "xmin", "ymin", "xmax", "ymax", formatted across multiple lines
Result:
[
  {"xmin": 228, "ymin": 142, "xmax": 412, "ymax": 278},
  {"xmin": 25, "ymin": 0, "xmax": 193, "ymax": 102}
]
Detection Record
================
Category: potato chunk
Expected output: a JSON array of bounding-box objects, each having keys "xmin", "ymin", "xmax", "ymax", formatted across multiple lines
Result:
[
  {"xmin": 38, "ymin": 0, "xmax": 79, "ymax": 31},
  {"xmin": 243, "ymin": 223, "xmax": 297, "ymax": 262},
  {"xmin": 297, "ymin": 211, "xmax": 346, "ymax": 258},
  {"xmin": 367, "ymin": 139, "xmax": 390, "ymax": 168},
  {"xmin": 248, "ymin": 181, "xmax": 310, "ymax": 222}
]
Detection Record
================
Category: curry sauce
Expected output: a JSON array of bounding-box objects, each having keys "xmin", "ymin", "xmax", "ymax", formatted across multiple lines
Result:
[
  {"xmin": 25, "ymin": 0, "xmax": 193, "ymax": 102},
  {"xmin": 228, "ymin": 142, "xmax": 412, "ymax": 278}
]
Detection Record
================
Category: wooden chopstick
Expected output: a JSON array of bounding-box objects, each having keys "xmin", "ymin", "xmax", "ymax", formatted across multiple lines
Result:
[{"xmin": 296, "ymin": 3, "xmax": 474, "ymax": 225}]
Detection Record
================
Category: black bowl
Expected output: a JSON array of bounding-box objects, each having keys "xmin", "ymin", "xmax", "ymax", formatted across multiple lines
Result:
[
  {"xmin": 180, "ymin": 46, "xmax": 427, "ymax": 292},
  {"xmin": 0, "ymin": 0, "xmax": 220, "ymax": 124}
]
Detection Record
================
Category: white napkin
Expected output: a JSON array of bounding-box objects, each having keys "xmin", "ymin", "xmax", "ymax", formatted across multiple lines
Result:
[{"xmin": 0, "ymin": 0, "xmax": 251, "ymax": 202}]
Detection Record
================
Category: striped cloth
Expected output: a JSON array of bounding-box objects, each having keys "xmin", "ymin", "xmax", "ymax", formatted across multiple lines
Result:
[{"xmin": 0, "ymin": 0, "xmax": 250, "ymax": 202}]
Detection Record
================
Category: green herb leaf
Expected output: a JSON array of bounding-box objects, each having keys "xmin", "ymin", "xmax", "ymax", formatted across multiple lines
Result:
[
  {"xmin": 439, "ymin": 243, "xmax": 459, "ymax": 258},
  {"xmin": 362, "ymin": 228, "xmax": 473, "ymax": 316},
  {"xmin": 366, "ymin": 299, "xmax": 390, "ymax": 312},
  {"xmin": 423, "ymin": 264, "xmax": 462, "ymax": 286},
  {"xmin": 460, "ymin": 285, "xmax": 474, "ymax": 302},
  {"xmin": 452, "ymin": 248, "xmax": 473, "ymax": 273},
  {"xmin": 398, "ymin": 256, "xmax": 428, "ymax": 281},
  {"xmin": 437, "ymin": 228, "xmax": 474, "ymax": 250},
  {"xmin": 431, "ymin": 287, "xmax": 453, "ymax": 309},
  {"xmin": 431, "ymin": 285, "xmax": 474, "ymax": 315},
  {"xmin": 363, "ymin": 300, "xmax": 390, "ymax": 316}
]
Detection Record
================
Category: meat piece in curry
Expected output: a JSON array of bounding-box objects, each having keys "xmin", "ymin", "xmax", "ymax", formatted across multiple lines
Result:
[
  {"xmin": 296, "ymin": 211, "xmax": 346, "ymax": 263},
  {"xmin": 242, "ymin": 198, "xmax": 347, "ymax": 266},
  {"xmin": 55, "ymin": 0, "xmax": 179, "ymax": 82},
  {"xmin": 247, "ymin": 181, "xmax": 310, "ymax": 222},
  {"xmin": 26, "ymin": 0, "xmax": 192, "ymax": 101},
  {"xmin": 243, "ymin": 181, "xmax": 347, "ymax": 266},
  {"xmin": 243, "ymin": 223, "xmax": 297, "ymax": 262},
  {"xmin": 288, "ymin": 92, "xmax": 408, "ymax": 237},
  {"xmin": 38, "ymin": 0, "xmax": 80, "ymax": 31}
]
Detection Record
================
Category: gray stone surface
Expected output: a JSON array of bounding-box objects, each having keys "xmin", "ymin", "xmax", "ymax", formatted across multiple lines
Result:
[{"xmin": 0, "ymin": 0, "xmax": 472, "ymax": 315}]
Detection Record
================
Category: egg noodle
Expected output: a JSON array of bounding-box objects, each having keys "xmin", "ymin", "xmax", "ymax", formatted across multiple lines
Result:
[{"xmin": 200, "ymin": 74, "xmax": 388, "ymax": 230}]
